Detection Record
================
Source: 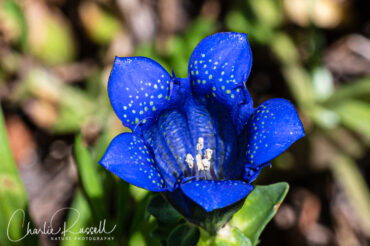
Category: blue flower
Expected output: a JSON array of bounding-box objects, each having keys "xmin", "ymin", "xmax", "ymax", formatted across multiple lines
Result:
[{"xmin": 100, "ymin": 33, "xmax": 304, "ymax": 218}]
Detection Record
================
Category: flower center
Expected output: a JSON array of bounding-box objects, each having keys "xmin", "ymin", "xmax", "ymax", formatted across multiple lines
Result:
[{"xmin": 185, "ymin": 137, "xmax": 213, "ymax": 171}]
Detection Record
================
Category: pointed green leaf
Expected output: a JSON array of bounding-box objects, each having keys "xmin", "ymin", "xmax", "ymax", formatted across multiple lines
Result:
[
  {"xmin": 147, "ymin": 194, "xmax": 182, "ymax": 223},
  {"xmin": 331, "ymin": 100, "xmax": 370, "ymax": 138},
  {"xmin": 325, "ymin": 77, "xmax": 370, "ymax": 103},
  {"xmin": 73, "ymin": 135, "xmax": 121, "ymax": 246},
  {"xmin": 61, "ymin": 189, "xmax": 92, "ymax": 246},
  {"xmin": 74, "ymin": 135, "xmax": 104, "ymax": 205},
  {"xmin": 0, "ymin": 106, "xmax": 28, "ymax": 246},
  {"xmin": 230, "ymin": 182, "xmax": 289, "ymax": 246},
  {"xmin": 167, "ymin": 224, "xmax": 200, "ymax": 246}
]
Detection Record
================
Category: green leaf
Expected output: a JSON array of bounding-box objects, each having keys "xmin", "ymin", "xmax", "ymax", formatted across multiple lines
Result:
[
  {"xmin": 198, "ymin": 226, "xmax": 252, "ymax": 246},
  {"xmin": 151, "ymin": 219, "xmax": 187, "ymax": 241},
  {"xmin": 147, "ymin": 194, "xmax": 182, "ymax": 223},
  {"xmin": 129, "ymin": 192, "xmax": 151, "ymax": 236},
  {"xmin": 325, "ymin": 77, "xmax": 370, "ymax": 103},
  {"xmin": 61, "ymin": 189, "xmax": 92, "ymax": 246},
  {"xmin": 79, "ymin": 2, "xmax": 120, "ymax": 45},
  {"xmin": 22, "ymin": 68, "xmax": 97, "ymax": 133},
  {"xmin": 26, "ymin": 8, "xmax": 76, "ymax": 65},
  {"xmin": 0, "ymin": 106, "xmax": 28, "ymax": 246},
  {"xmin": 167, "ymin": 224, "xmax": 200, "ymax": 246},
  {"xmin": 331, "ymin": 100, "xmax": 370, "ymax": 138},
  {"xmin": 1, "ymin": 0, "xmax": 27, "ymax": 48},
  {"xmin": 73, "ymin": 135, "xmax": 120, "ymax": 246},
  {"xmin": 230, "ymin": 182, "xmax": 289, "ymax": 246},
  {"xmin": 128, "ymin": 232, "xmax": 146, "ymax": 246},
  {"xmin": 249, "ymin": 0, "xmax": 283, "ymax": 28},
  {"xmin": 74, "ymin": 135, "xmax": 104, "ymax": 206},
  {"xmin": 115, "ymin": 180, "xmax": 130, "ymax": 235},
  {"xmin": 268, "ymin": 33, "xmax": 315, "ymax": 107}
]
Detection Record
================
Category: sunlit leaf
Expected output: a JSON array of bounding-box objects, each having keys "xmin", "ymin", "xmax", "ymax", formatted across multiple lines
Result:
[
  {"xmin": 25, "ymin": 3, "xmax": 76, "ymax": 65},
  {"xmin": 230, "ymin": 182, "xmax": 289, "ymax": 245},
  {"xmin": 325, "ymin": 77, "xmax": 370, "ymax": 103},
  {"xmin": 198, "ymin": 226, "xmax": 252, "ymax": 246},
  {"xmin": 79, "ymin": 2, "xmax": 121, "ymax": 45},
  {"xmin": 1, "ymin": 0, "xmax": 27, "ymax": 48},
  {"xmin": 332, "ymin": 100, "xmax": 370, "ymax": 138},
  {"xmin": 74, "ymin": 135, "xmax": 121, "ymax": 246}
]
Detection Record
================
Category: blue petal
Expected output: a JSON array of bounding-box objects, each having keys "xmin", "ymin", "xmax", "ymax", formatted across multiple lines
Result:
[
  {"xmin": 231, "ymin": 87, "xmax": 255, "ymax": 134},
  {"xmin": 158, "ymin": 110, "xmax": 194, "ymax": 176},
  {"xmin": 188, "ymin": 32, "xmax": 253, "ymax": 110},
  {"xmin": 223, "ymin": 127, "xmax": 249, "ymax": 180},
  {"xmin": 142, "ymin": 109, "xmax": 196, "ymax": 191},
  {"xmin": 142, "ymin": 124, "xmax": 182, "ymax": 191},
  {"xmin": 246, "ymin": 98, "xmax": 305, "ymax": 165},
  {"xmin": 108, "ymin": 57, "xmax": 188, "ymax": 131},
  {"xmin": 99, "ymin": 133, "xmax": 166, "ymax": 192},
  {"xmin": 181, "ymin": 180, "xmax": 254, "ymax": 212},
  {"xmin": 208, "ymin": 102, "xmax": 238, "ymax": 177},
  {"xmin": 243, "ymin": 163, "xmax": 270, "ymax": 182}
]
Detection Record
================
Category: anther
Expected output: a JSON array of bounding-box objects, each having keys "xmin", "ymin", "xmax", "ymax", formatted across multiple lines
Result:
[
  {"xmin": 185, "ymin": 138, "xmax": 213, "ymax": 171},
  {"xmin": 185, "ymin": 154, "xmax": 194, "ymax": 168},
  {"xmin": 196, "ymin": 137, "xmax": 204, "ymax": 153},
  {"xmin": 204, "ymin": 149, "xmax": 213, "ymax": 160},
  {"xmin": 196, "ymin": 154, "xmax": 203, "ymax": 171},
  {"xmin": 202, "ymin": 158, "xmax": 210, "ymax": 170}
]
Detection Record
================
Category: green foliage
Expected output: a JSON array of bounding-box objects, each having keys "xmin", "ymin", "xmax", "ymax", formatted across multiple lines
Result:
[
  {"xmin": 1, "ymin": 0, "xmax": 369, "ymax": 245},
  {"xmin": 230, "ymin": 183, "xmax": 289, "ymax": 245},
  {"xmin": 325, "ymin": 77, "xmax": 370, "ymax": 104},
  {"xmin": 81, "ymin": 3, "xmax": 121, "ymax": 45},
  {"xmin": 332, "ymin": 100, "xmax": 370, "ymax": 138},
  {"xmin": 73, "ymin": 135, "xmax": 121, "ymax": 246},
  {"xmin": 145, "ymin": 183, "xmax": 289, "ymax": 245},
  {"xmin": 74, "ymin": 135, "xmax": 105, "ymax": 214},
  {"xmin": 135, "ymin": 18, "xmax": 217, "ymax": 77},
  {"xmin": 26, "ymin": 11, "xmax": 76, "ymax": 65},
  {"xmin": 61, "ymin": 189, "xmax": 92, "ymax": 246},
  {"xmin": 0, "ymin": 107, "xmax": 28, "ymax": 246},
  {"xmin": 168, "ymin": 224, "xmax": 200, "ymax": 246},
  {"xmin": 147, "ymin": 194, "xmax": 182, "ymax": 224},
  {"xmin": 1, "ymin": 0, "xmax": 27, "ymax": 48},
  {"xmin": 199, "ymin": 226, "xmax": 252, "ymax": 246}
]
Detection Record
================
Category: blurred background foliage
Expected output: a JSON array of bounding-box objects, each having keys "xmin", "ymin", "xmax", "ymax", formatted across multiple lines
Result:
[{"xmin": 0, "ymin": 0, "xmax": 369, "ymax": 245}]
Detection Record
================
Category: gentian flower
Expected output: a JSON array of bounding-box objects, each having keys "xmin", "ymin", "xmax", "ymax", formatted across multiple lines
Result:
[{"xmin": 100, "ymin": 32, "xmax": 304, "ymax": 231}]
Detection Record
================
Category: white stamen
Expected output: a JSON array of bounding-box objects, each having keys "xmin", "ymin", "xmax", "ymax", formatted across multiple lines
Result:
[
  {"xmin": 202, "ymin": 158, "xmax": 210, "ymax": 170},
  {"xmin": 204, "ymin": 149, "xmax": 213, "ymax": 160},
  {"xmin": 185, "ymin": 138, "xmax": 214, "ymax": 172},
  {"xmin": 196, "ymin": 154, "xmax": 204, "ymax": 171},
  {"xmin": 196, "ymin": 137, "xmax": 204, "ymax": 153},
  {"xmin": 185, "ymin": 154, "xmax": 194, "ymax": 168}
]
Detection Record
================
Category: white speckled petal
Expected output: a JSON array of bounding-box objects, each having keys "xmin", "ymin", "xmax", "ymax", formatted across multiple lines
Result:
[
  {"xmin": 108, "ymin": 57, "xmax": 175, "ymax": 131},
  {"xmin": 188, "ymin": 32, "xmax": 253, "ymax": 109},
  {"xmin": 246, "ymin": 98, "xmax": 305, "ymax": 165},
  {"xmin": 100, "ymin": 133, "xmax": 167, "ymax": 192}
]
